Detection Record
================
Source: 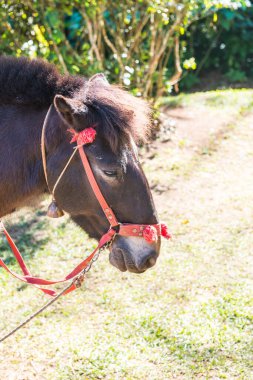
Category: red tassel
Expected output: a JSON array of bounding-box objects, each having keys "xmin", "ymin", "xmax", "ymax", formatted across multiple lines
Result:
[
  {"xmin": 161, "ymin": 223, "xmax": 172, "ymax": 240},
  {"xmin": 143, "ymin": 225, "xmax": 158, "ymax": 243},
  {"xmin": 68, "ymin": 127, "xmax": 96, "ymax": 146}
]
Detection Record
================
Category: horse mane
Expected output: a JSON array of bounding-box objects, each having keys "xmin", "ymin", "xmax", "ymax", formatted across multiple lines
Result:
[
  {"xmin": 0, "ymin": 56, "xmax": 151, "ymax": 151},
  {"xmin": 0, "ymin": 56, "xmax": 83, "ymax": 107},
  {"xmin": 77, "ymin": 79, "xmax": 151, "ymax": 151}
]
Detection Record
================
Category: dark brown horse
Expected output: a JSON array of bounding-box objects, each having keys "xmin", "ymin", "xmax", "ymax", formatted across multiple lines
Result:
[{"xmin": 0, "ymin": 56, "xmax": 160, "ymax": 273}]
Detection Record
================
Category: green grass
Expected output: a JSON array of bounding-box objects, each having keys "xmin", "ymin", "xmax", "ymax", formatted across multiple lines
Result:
[
  {"xmin": 1, "ymin": 89, "xmax": 253, "ymax": 379},
  {"xmin": 157, "ymin": 88, "xmax": 253, "ymax": 109}
]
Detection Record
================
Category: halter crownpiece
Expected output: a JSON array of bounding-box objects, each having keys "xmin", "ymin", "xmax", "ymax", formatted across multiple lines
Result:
[{"xmin": 46, "ymin": 127, "xmax": 98, "ymax": 218}]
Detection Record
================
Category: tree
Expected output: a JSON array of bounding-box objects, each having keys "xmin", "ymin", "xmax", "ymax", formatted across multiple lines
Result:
[{"xmin": 0, "ymin": 0, "xmax": 250, "ymax": 99}]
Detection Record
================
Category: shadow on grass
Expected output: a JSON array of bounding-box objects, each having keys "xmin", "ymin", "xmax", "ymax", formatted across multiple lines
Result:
[{"xmin": 0, "ymin": 210, "xmax": 49, "ymax": 265}]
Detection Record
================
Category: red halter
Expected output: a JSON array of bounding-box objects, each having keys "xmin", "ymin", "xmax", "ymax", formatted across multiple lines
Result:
[
  {"xmin": 69, "ymin": 127, "xmax": 171, "ymax": 242},
  {"xmin": 0, "ymin": 124, "xmax": 171, "ymax": 297}
]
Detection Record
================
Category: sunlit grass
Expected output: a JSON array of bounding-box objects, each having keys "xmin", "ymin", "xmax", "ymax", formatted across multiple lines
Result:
[{"xmin": 157, "ymin": 88, "xmax": 253, "ymax": 109}]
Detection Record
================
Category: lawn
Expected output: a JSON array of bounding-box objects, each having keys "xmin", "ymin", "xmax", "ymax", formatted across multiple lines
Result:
[{"xmin": 1, "ymin": 89, "xmax": 253, "ymax": 380}]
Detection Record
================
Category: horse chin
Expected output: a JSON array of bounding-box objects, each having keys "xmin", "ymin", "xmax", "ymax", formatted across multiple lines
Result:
[
  {"xmin": 109, "ymin": 248, "xmax": 150, "ymax": 273},
  {"xmin": 109, "ymin": 249, "xmax": 127, "ymax": 272},
  {"xmin": 109, "ymin": 248, "xmax": 147, "ymax": 273}
]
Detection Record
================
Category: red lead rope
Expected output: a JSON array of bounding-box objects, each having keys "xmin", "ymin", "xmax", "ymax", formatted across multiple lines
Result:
[
  {"xmin": 0, "ymin": 221, "xmax": 116, "ymax": 296},
  {"xmin": 0, "ymin": 125, "xmax": 171, "ymax": 297}
]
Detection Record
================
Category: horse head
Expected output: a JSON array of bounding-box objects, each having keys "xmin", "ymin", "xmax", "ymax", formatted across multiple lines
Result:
[{"xmin": 45, "ymin": 74, "xmax": 161, "ymax": 273}]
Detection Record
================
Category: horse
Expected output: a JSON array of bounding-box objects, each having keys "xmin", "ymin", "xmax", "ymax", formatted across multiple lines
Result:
[{"xmin": 0, "ymin": 56, "xmax": 161, "ymax": 274}]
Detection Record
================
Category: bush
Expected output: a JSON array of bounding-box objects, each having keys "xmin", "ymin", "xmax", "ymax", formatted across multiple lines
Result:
[{"xmin": 0, "ymin": 0, "xmax": 250, "ymax": 98}]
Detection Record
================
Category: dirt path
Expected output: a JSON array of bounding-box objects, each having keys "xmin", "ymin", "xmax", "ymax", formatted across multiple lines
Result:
[
  {"xmin": 151, "ymin": 111, "xmax": 253, "ymax": 378},
  {"xmin": 156, "ymin": 109, "xmax": 253, "ymax": 275},
  {"xmin": 157, "ymin": 110, "xmax": 253, "ymax": 237}
]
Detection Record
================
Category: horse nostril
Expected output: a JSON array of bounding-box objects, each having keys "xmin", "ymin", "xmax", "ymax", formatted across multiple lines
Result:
[
  {"xmin": 137, "ymin": 253, "xmax": 157, "ymax": 271},
  {"xmin": 148, "ymin": 257, "xmax": 156, "ymax": 268}
]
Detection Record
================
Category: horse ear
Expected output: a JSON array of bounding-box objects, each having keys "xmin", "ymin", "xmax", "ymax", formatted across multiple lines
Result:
[
  {"xmin": 89, "ymin": 73, "xmax": 109, "ymax": 85},
  {"xmin": 54, "ymin": 95, "xmax": 88, "ymax": 126}
]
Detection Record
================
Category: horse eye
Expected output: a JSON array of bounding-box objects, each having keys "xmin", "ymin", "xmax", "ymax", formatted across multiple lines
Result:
[{"xmin": 103, "ymin": 170, "xmax": 117, "ymax": 177}]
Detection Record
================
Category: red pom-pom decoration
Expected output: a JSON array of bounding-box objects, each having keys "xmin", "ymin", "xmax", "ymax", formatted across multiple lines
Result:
[
  {"xmin": 68, "ymin": 127, "xmax": 96, "ymax": 146},
  {"xmin": 161, "ymin": 223, "xmax": 172, "ymax": 240},
  {"xmin": 143, "ymin": 225, "xmax": 158, "ymax": 243}
]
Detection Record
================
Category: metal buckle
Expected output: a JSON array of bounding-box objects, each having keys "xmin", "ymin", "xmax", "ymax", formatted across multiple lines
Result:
[{"xmin": 111, "ymin": 223, "xmax": 120, "ymax": 234}]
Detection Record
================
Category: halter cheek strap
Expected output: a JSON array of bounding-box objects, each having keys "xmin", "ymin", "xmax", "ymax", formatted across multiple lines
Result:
[
  {"xmin": 76, "ymin": 136, "xmax": 171, "ymax": 242},
  {"xmin": 0, "ymin": 105, "xmax": 171, "ymax": 297}
]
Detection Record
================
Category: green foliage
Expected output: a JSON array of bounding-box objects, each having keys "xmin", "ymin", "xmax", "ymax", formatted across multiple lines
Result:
[
  {"xmin": 181, "ymin": 3, "xmax": 253, "ymax": 89},
  {"xmin": 0, "ymin": 0, "xmax": 250, "ymax": 98},
  {"xmin": 225, "ymin": 68, "xmax": 248, "ymax": 82}
]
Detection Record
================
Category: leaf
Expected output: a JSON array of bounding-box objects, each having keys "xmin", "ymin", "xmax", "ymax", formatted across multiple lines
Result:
[
  {"xmin": 52, "ymin": 29, "xmax": 65, "ymax": 44},
  {"xmin": 46, "ymin": 10, "xmax": 61, "ymax": 28}
]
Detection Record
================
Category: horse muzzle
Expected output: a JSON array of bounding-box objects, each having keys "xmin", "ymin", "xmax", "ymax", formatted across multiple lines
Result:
[{"xmin": 109, "ymin": 235, "xmax": 161, "ymax": 273}]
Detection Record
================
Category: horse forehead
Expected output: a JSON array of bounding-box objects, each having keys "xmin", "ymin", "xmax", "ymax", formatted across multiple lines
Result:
[{"xmin": 90, "ymin": 142, "xmax": 129, "ymax": 165}]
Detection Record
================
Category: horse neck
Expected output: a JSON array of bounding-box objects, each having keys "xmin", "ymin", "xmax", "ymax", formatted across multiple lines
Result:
[{"xmin": 0, "ymin": 105, "xmax": 50, "ymax": 217}]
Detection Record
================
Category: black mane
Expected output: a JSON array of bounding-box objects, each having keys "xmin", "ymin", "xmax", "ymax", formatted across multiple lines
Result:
[
  {"xmin": 0, "ymin": 56, "xmax": 150, "ymax": 151},
  {"xmin": 0, "ymin": 56, "xmax": 84, "ymax": 108}
]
